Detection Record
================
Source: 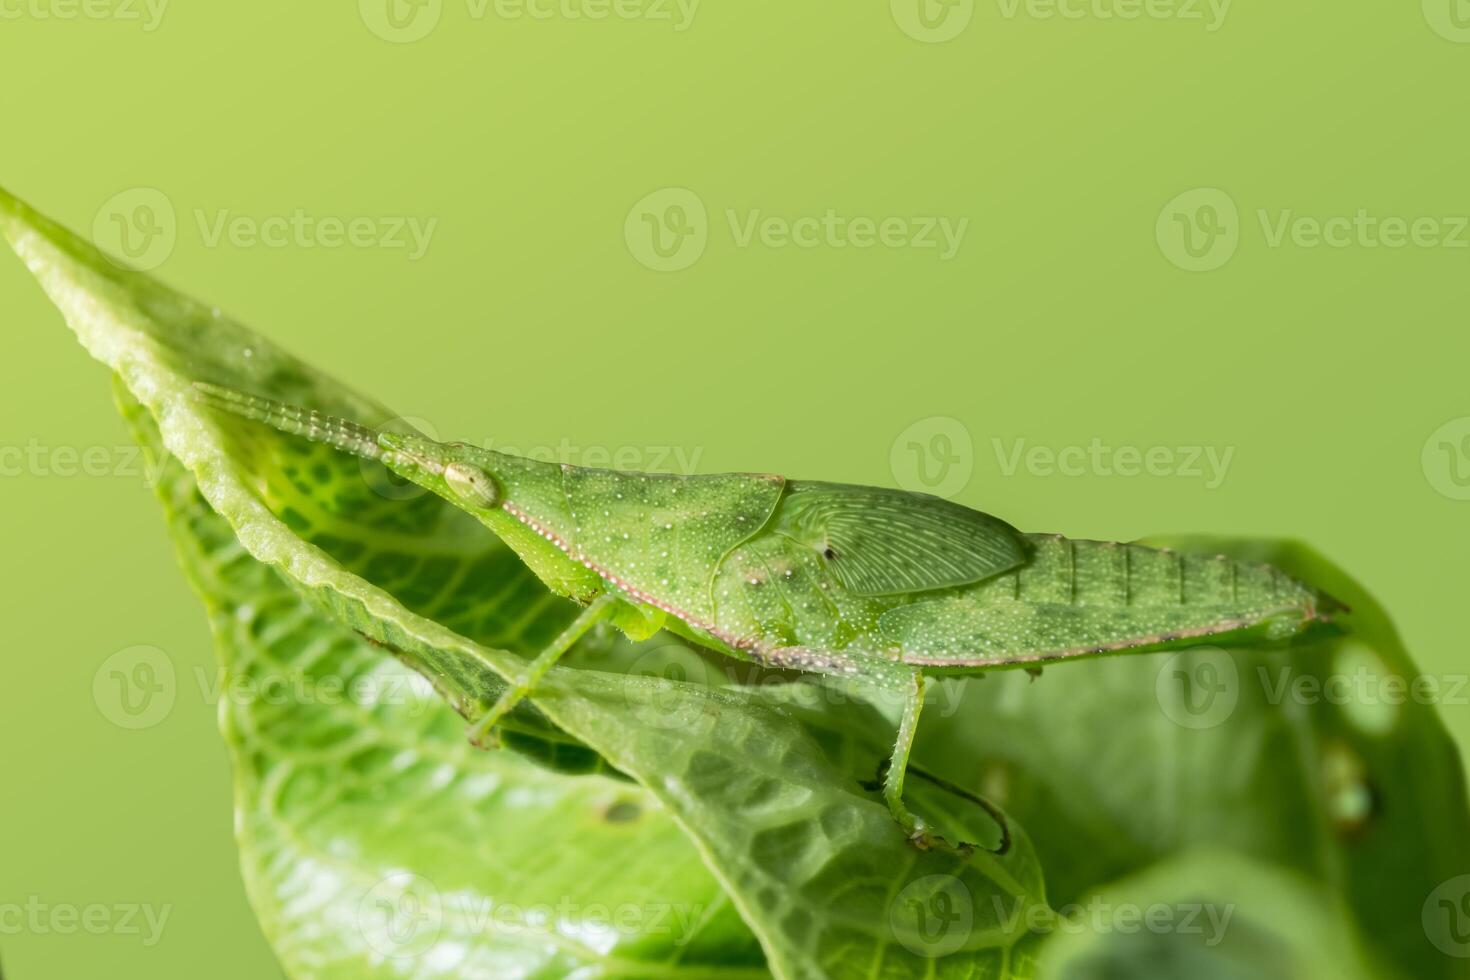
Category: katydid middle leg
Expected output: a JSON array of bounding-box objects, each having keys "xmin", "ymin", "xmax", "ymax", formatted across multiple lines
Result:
[{"xmin": 883, "ymin": 669, "xmax": 931, "ymax": 845}]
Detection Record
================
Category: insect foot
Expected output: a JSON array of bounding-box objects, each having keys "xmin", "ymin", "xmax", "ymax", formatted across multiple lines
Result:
[
  {"xmin": 875, "ymin": 757, "xmax": 1003, "ymax": 859},
  {"xmin": 901, "ymin": 819, "xmax": 976, "ymax": 859},
  {"xmin": 466, "ymin": 720, "xmax": 503, "ymax": 751}
]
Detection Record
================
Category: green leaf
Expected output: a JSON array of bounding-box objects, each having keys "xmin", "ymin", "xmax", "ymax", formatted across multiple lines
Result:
[
  {"xmin": 2, "ymin": 187, "xmax": 1051, "ymax": 978},
  {"xmin": 920, "ymin": 537, "xmax": 1470, "ymax": 979}
]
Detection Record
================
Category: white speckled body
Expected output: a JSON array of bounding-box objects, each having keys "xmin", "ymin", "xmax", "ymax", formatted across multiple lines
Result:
[
  {"xmin": 445, "ymin": 449, "xmax": 1330, "ymax": 679},
  {"xmin": 192, "ymin": 385, "xmax": 1334, "ymax": 684}
]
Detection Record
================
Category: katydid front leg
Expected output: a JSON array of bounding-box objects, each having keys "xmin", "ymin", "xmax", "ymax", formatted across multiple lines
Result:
[{"xmin": 468, "ymin": 594, "xmax": 617, "ymax": 748}]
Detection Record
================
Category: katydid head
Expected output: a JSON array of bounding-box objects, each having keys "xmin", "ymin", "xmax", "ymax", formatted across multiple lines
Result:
[
  {"xmin": 193, "ymin": 384, "xmax": 509, "ymax": 516},
  {"xmin": 377, "ymin": 433, "xmax": 503, "ymax": 513}
]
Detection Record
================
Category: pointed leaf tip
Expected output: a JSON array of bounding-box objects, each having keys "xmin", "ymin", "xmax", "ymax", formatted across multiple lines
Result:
[
  {"xmin": 0, "ymin": 184, "xmax": 23, "ymax": 234},
  {"xmin": 0, "ymin": 185, "xmax": 48, "ymax": 255}
]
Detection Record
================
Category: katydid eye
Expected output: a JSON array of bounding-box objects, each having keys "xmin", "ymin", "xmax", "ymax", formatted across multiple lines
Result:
[{"xmin": 444, "ymin": 463, "xmax": 499, "ymax": 508}]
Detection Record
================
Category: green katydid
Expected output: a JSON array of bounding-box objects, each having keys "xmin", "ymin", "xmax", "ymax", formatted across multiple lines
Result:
[{"xmin": 194, "ymin": 382, "xmax": 1340, "ymax": 848}]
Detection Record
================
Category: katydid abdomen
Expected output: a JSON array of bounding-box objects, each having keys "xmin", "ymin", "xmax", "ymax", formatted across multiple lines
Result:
[
  {"xmin": 699, "ymin": 500, "xmax": 1327, "ymax": 676},
  {"xmin": 707, "ymin": 528, "xmax": 1327, "ymax": 676}
]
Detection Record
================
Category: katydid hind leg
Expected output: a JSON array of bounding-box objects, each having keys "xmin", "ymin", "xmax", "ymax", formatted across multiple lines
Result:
[{"xmin": 468, "ymin": 594, "xmax": 617, "ymax": 749}]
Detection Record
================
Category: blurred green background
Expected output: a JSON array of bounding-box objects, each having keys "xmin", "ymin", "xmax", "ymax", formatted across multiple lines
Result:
[{"xmin": 2, "ymin": 1, "xmax": 1467, "ymax": 976}]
